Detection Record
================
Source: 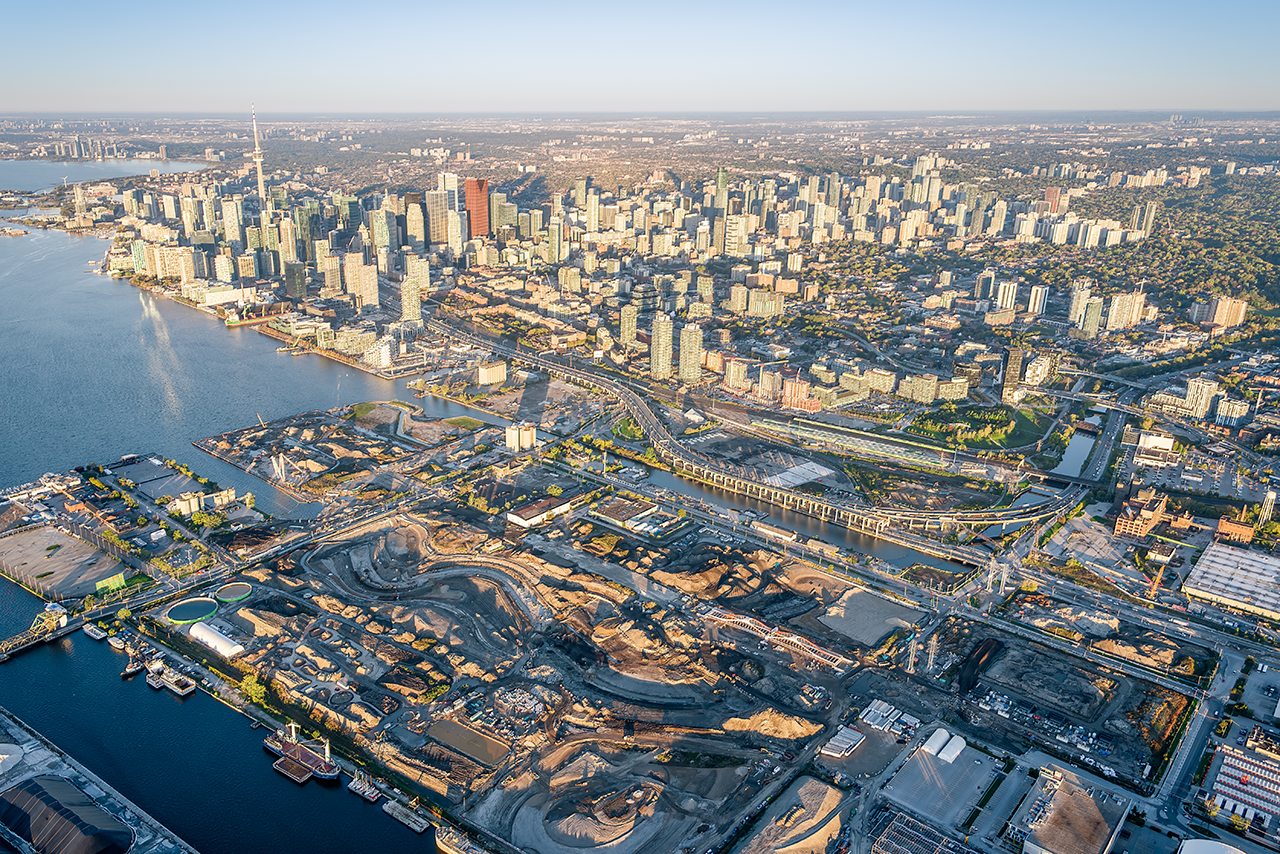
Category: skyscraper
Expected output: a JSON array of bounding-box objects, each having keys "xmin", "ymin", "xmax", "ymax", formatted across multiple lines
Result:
[
  {"xmin": 1001, "ymin": 348, "xmax": 1024, "ymax": 404},
  {"xmin": 546, "ymin": 216, "xmax": 564, "ymax": 264},
  {"xmin": 679, "ymin": 323, "xmax": 703, "ymax": 384},
  {"xmin": 283, "ymin": 261, "xmax": 306, "ymax": 300},
  {"xmin": 424, "ymin": 191, "xmax": 449, "ymax": 245},
  {"xmin": 463, "ymin": 178, "xmax": 489, "ymax": 239},
  {"xmin": 650, "ymin": 314, "xmax": 673, "ymax": 380},
  {"xmin": 437, "ymin": 172, "xmax": 460, "ymax": 210},
  {"xmin": 1069, "ymin": 278, "xmax": 1093, "ymax": 327},
  {"xmin": 402, "ymin": 256, "xmax": 428, "ymax": 323},
  {"xmin": 221, "ymin": 198, "xmax": 244, "ymax": 249}
]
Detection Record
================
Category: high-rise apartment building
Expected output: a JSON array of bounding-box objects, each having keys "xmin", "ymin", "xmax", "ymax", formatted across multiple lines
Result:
[
  {"xmin": 650, "ymin": 314, "xmax": 673, "ymax": 380},
  {"xmin": 996, "ymin": 281, "xmax": 1018, "ymax": 311},
  {"xmin": 724, "ymin": 359, "xmax": 749, "ymax": 392},
  {"xmin": 1080, "ymin": 296, "xmax": 1104, "ymax": 339},
  {"xmin": 1069, "ymin": 278, "xmax": 1093, "ymax": 326},
  {"xmin": 679, "ymin": 323, "xmax": 703, "ymax": 384},
  {"xmin": 1001, "ymin": 347, "xmax": 1024, "ymax": 404},
  {"xmin": 1186, "ymin": 377, "xmax": 1220, "ymax": 419},
  {"xmin": 620, "ymin": 304, "xmax": 638, "ymax": 344},
  {"xmin": 1028, "ymin": 284, "xmax": 1049, "ymax": 316},
  {"xmin": 1106, "ymin": 290, "xmax": 1146, "ymax": 331}
]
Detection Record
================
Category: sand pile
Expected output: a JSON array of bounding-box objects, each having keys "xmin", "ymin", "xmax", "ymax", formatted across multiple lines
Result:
[{"xmin": 724, "ymin": 710, "xmax": 821, "ymax": 740}]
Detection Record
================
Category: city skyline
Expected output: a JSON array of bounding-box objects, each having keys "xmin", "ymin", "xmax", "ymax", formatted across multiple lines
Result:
[{"xmin": 8, "ymin": 0, "xmax": 1279, "ymax": 113}]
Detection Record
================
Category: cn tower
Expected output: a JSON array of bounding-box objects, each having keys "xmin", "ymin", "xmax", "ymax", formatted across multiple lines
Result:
[{"xmin": 251, "ymin": 104, "xmax": 268, "ymax": 214}]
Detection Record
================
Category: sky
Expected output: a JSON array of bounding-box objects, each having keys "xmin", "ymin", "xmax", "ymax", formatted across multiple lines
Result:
[{"xmin": 7, "ymin": 0, "xmax": 1278, "ymax": 114}]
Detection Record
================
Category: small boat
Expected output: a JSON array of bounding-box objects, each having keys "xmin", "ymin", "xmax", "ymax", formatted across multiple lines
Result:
[
  {"xmin": 82, "ymin": 624, "xmax": 108, "ymax": 640},
  {"xmin": 146, "ymin": 671, "xmax": 164, "ymax": 689},
  {"xmin": 108, "ymin": 636, "xmax": 126, "ymax": 651},
  {"xmin": 122, "ymin": 659, "xmax": 144, "ymax": 679}
]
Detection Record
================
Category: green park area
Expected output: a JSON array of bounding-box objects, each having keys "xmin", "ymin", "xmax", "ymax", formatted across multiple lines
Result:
[{"xmin": 909, "ymin": 405, "xmax": 1054, "ymax": 450}]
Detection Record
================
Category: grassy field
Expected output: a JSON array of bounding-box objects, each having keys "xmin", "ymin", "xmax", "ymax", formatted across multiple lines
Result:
[
  {"xmin": 612, "ymin": 417, "xmax": 643, "ymax": 441},
  {"xmin": 445, "ymin": 416, "xmax": 485, "ymax": 431}
]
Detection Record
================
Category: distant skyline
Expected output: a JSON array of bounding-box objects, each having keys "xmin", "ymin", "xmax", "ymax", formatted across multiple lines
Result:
[{"xmin": 10, "ymin": 0, "xmax": 1279, "ymax": 114}]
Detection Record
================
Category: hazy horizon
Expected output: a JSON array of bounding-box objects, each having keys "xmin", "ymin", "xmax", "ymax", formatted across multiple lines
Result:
[{"xmin": 9, "ymin": 0, "xmax": 1278, "ymax": 114}]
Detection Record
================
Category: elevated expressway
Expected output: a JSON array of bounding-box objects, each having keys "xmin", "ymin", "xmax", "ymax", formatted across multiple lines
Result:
[{"xmin": 427, "ymin": 318, "xmax": 1088, "ymax": 566}]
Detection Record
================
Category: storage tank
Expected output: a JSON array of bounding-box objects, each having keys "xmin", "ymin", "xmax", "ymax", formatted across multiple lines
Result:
[{"xmin": 190, "ymin": 621, "xmax": 244, "ymax": 658}]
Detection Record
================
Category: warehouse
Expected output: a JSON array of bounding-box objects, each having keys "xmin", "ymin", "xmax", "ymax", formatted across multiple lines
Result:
[
  {"xmin": 1184, "ymin": 542, "xmax": 1280, "ymax": 622},
  {"xmin": 190, "ymin": 621, "xmax": 245, "ymax": 658},
  {"xmin": 0, "ymin": 774, "xmax": 134, "ymax": 854},
  {"xmin": 1007, "ymin": 765, "xmax": 1129, "ymax": 854}
]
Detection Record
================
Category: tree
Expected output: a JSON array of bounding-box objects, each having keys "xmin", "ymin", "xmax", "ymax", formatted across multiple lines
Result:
[
  {"xmin": 241, "ymin": 673, "xmax": 267, "ymax": 705},
  {"xmin": 546, "ymin": 484, "xmax": 563, "ymax": 497}
]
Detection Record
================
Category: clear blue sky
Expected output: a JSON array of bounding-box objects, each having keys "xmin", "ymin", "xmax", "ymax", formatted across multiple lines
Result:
[{"xmin": 9, "ymin": 0, "xmax": 1278, "ymax": 113}]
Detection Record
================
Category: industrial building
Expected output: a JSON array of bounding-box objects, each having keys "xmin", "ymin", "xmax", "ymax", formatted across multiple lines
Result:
[
  {"xmin": 1007, "ymin": 765, "xmax": 1129, "ymax": 854},
  {"xmin": 1184, "ymin": 542, "xmax": 1280, "ymax": 622},
  {"xmin": 0, "ymin": 775, "xmax": 134, "ymax": 854},
  {"xmin": 818, "ymin": 726, "xmax": 865, "ymax": 759},
  {"xmin": 872, "ymin": 813, "xmax": 974, "ymax": 854},
  {"xmin": 884, "ymin": 728, "xmax": 994, "ymax": 828},
  {"xmin": 190, "ymin": 621, "xmax": 245, "ymax": 658}
]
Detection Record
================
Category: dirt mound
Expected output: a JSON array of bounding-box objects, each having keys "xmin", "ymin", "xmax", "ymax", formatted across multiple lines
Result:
[{"xmin": 724, "ymin": 709, "xmax": 821, "ymax": 740}]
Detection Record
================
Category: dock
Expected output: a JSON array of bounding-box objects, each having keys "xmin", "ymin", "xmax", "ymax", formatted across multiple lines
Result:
[
  {"xmin": 273, "ymin": 756, "xmax": 313, "ymax": 784},
  {"xmin": 382, "ymin": 800, "xmax": 431, "ymax": 833}
]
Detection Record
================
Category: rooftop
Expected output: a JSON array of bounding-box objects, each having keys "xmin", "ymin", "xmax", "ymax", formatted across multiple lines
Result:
[
  {"xmin": 1010, "ymin": 765, "xmax": 1129, "ymax": 854},
  {"xmin": 1184, "ymin": 542, "xmax": 1280, "ymax": 621}
]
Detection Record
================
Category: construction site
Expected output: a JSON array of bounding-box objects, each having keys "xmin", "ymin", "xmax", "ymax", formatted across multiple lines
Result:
[{"xmin": 925, "ymin": 615, "xmax": 1196, "ymax": 787}]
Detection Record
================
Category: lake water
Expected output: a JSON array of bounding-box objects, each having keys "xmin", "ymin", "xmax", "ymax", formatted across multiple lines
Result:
[
  {"xmin": 0, "ymin": 159, "xmax": 209, "ymax": 193},
  {"xmin": 0, "ymin": 225, "xmax": 458, "ymax": 850}
]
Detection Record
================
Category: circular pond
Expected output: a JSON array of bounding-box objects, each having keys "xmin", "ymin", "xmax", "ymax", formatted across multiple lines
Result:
[
  {"xmin": 165, "ymin": 597, "xmax": 218, "ymax": 624},
  {"xmin": 215, "ymin": 582, "xmax": 252, "ymax": 603}
]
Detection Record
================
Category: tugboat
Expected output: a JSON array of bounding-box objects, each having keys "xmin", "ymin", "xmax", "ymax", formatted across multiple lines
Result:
[{"xmin": 121, "ymin": 657, "xmax": 144, "ymax": 679}]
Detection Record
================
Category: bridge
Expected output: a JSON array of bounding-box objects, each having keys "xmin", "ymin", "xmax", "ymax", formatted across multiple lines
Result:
[
  {"xmin": 0, "ymin": 609, "xmax": 73, "ymax": 662},
  {"xmin": 1057, "ymin": 368, "xmax": 1152, "ymax": 390},
  {"xmin": 427, "ymin": 318, "xmax": 1087, "ymax": 563}
]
